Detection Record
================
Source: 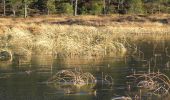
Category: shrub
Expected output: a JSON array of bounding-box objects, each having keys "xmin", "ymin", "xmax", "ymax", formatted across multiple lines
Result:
[
  {"xmin": 90, "ymin": 3, "xmax": 103, "ymax": 15},
  {"xmin": 128, "ymin": 0, "xmax": 145, "ymax": 14},
  {"xmin": 61, "ymin": 3, "xmax": 73, "ymax": 15},
  {"xmin": 47, "ymin": 0, "xmax": 56, "ymax": 14}
]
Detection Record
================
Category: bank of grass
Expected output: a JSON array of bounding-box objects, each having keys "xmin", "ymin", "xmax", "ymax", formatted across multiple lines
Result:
[{"xmin": 0, "ymin": 15, "xmax": 170, "ymax": 58}]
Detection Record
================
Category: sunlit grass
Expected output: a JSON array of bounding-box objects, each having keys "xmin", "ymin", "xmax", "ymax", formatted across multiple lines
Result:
[{"xmin": 0, "ymin": 15, "xmax": 170, "ymax": 58}]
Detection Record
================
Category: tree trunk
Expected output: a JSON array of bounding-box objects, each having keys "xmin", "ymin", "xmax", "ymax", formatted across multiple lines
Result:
[
  {"xmin": 118, "ymin": 0, "xmax": 120, "ymax": 11},
  {"xmin": 71, "ymin": 0, "xmax": 74, "ymax": 5},
  {"xmin": 121, "ymin": 0, "xmax": 124, "ymax": 11},
  {"xmin": 24, "ymin": 2, "xmax": 28, "ymax": 18},
  {"xmin": 74, "ymin": 0, "xmax": 78, "ymax": 16},
  {"xmin": 12, "ymin": 9, "xmax": 16, "ymax": 17},
  {"xmin": 3, "ymin": 0, "xmax": 6, "ymax": 16},
  {"xmin": 103, "ymin": 0, "xmax": 106, "ymax": 15},
  {"xmin": 47, "ymin": 9, "xmax": 50, "ymax": 15},
  {"xmin": 158, "ymin": 5, "xmax": 160, "ymax": 14}
]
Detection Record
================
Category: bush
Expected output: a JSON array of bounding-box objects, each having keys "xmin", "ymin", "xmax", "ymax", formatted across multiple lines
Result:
[
  {"xmin": 47, "ymin": 0, "xmax": 56, "ymax": 14},
  {"xmin": 106, "ymin": 5, "xmax": 117, "ymax": 14},
  {"xmin": 61, "ymin": 3, "xmax": 73, "ymax": 15},
  {"xmin": 128, "ymin": 0, "xmax": 145, "ymax": 14},
  {"xmin": 90, "ymin": 3, "xmax": 103, "ymax": 15},
  {"xmin": 80, "ymin": 6, "xmax": 88, "ymax": 14}
]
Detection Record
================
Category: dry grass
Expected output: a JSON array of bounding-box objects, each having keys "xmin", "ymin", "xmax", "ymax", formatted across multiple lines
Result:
[
  {"xmin": 0, "ymin": 15, "xmax": 170, "ymax": 58},
  {"xmin": 127, "ymin": 71, "xmax": 170, "ymax": 96},
  {"xmin": 47, "ymin": 69, "xmax": 96, "ymax": 88},
  {"xmin": 47, "ymin": 69, "xmax": 96, "ymax": 94},
  {"xmin": 47, "ymin": 69, "xmax": 113, "ymax": 94}
]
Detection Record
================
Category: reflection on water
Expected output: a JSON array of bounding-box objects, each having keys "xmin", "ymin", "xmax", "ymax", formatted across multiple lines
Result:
[{"xmin": 0, "ymin": 40, "xmax": 170, "ymax": 100}]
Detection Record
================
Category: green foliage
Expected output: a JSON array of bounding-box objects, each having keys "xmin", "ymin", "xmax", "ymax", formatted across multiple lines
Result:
[
  {"xmin": 47, "ymin": 0, "xmax": 56, "ymax": 14},
  {"xmin": 90, "ymin": 3, "xmax": 103, "ymax": 15},
  {"xmin": 106, "ymin": 5, "xmax": 116, "ymax": 14},
  {"xmin": 8, "ymin": 0, "xmax": 22, "ymax": 15},
  {"xmin": 9, "ymin": 0, "xmax": 22, "ymax": 6},
  {"xmin": 61, "ymin": 3, "xmax": 73, "ymax": 15},
  {"xmin": 128, "ymin": 0, "xmax": 145, "ymax": 14},
  {"xmin": 80, "ymin": 6, "xmax": 88, "ymax": 14},
  {"xmin": 22, "ymin": 0, "xmax": 36, "ymax": 4},
  {"xmin": 1, "ymin": 0, "xmax": 170, "ymax": 16},
  {"xmin": 144, "ymin": 0, "xmax": 170, "ymax": 14}
]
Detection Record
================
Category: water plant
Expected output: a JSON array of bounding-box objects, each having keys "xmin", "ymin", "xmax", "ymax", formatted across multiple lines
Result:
[
  {"xmin": 0, "ymin": 49, "xmax": 12, "ymax": 61},
  {"xmin": 127, "ymin": 70, "xmax": 170, "ymax": 96},
  {"xmin": 47, "ymin": 69, "xmax": 96, "ymax": 88}
]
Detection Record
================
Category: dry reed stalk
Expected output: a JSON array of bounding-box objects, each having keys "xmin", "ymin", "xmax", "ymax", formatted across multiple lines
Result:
[
  {"xmin": 127, "ymin": 71, "xmax": 170, "ymax": 96},
  {"xmin": 48, "ymin": 69, "xmax": 96, "ymax": 88}
]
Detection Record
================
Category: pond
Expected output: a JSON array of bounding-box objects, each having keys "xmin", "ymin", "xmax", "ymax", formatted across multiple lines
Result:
[{"xmin": 0, "ymin": 39, "xmax": 170, "ymax": 100}]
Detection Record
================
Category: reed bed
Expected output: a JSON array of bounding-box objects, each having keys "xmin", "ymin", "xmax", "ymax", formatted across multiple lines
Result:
[{"xmin": 0, "ymin": 16, "xmax": 170, "ymax": 59}]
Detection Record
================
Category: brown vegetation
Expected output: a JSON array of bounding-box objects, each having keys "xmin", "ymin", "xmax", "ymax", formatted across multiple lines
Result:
[{"xmin": 0, "ymin": 15, "xmax": 170, "ymax": 58}]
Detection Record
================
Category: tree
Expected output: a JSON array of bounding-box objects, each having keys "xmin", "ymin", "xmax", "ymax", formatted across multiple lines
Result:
[
  {"xmin": 103, "ymin": 0, "xmax": 106, "ymax": 15},
  {"xmin": 74, "ymin": 0, "xmax": 78, "ymax": 16},
  {"xmin": 33, "ymin": 0, "xmax": 47, "ymax": 14},
  {"xmin": 3, "ymin": 0, "xmax": 6, "ymax": 16},
  {"xmin": 61, "ymin": 3, "xmax": 73, "ymax": 15},
  {"xmin": 9, "ymin": 0, "xmax": 22, "ymax": 17},
  {"xmin": 128, "ymin": 0, "xmax": 144, "ymax": 14},
  {"xmin": 90, "ymin": 2, "xmax": 103, "ymax": 15},
  {"xmin": 154, "ymin": 0, "xmax": 168, "ymax": 14},
  {"xmin": 78, "ymin": 0, "xmax": 88, "ymax": 14},
  {"xmin": 22, "ymin": 0, "xmax": 37, "ymax": 18},
  {"xmin": 47, "ymin": 0, "xmax": 56, "ymax": 15},
  {"xmin": 144, "ymin": 0, "xmax": 169, "ymax": 14}
]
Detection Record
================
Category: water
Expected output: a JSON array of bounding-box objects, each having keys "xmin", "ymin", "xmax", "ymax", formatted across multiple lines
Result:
[{"xmin": 0, "ymin": 40, "xmax": 170, "ymax": 100}]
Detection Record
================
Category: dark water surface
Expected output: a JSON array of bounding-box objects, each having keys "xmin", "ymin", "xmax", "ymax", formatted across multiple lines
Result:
[{"xmin": 0, "ymin": 40, "xmax": 170, "ymax": 100}]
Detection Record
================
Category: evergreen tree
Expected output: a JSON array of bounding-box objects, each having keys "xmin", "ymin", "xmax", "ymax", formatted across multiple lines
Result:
[
  {"xmin": 0, "ymin": 0, "xmax": 170, "ymax": 16},
  {"xmin": 33, "ymin": 0, "xmax": 47, "ymax": 14}
]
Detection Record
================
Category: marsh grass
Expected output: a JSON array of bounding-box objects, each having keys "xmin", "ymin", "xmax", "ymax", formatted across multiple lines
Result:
[{"xmin": 0, "ymin": 15, "xmax": 170, "ymax": 58}]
